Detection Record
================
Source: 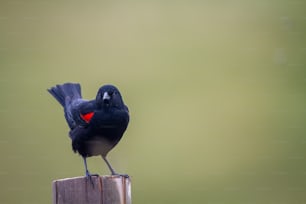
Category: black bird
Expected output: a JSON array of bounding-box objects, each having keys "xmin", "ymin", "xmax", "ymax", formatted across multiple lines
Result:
[{"xmin": 48, "ymin": 83, "xmax": 129, "ymax": 177}]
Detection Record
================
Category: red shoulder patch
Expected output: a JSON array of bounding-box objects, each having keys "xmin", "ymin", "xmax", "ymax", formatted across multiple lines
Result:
[{"xmin": 80, "ymin": 112, "xmax": 94, "ymax": 123}]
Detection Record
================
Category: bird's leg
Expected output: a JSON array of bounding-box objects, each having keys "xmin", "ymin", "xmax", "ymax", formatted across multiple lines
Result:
[
  {"xmin": 83, "ymin": 157, "xmax": 90, "ymax": 177},
  {"xmin": 83, "ymin": 157, "xmax": 98, "ymax": 186},
  {"xmin": 102, "ymin": 156, "xmax": 117, "ymax": 175},
  {"xmin": 102, "ymin": 156, "xmax": 129, "ymax": 178}
]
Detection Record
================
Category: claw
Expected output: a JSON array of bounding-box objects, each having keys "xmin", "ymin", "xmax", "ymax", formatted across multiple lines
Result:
[
  {"xmin": 85, "ymin": 170, "xmax": 99, "ymax": 187},
  {"xmin": 111, "ymin": 173, "xmax": 129, "ymax": 178},
  {"xmin": 120, "ymin": 174, "xmax": 129, "ymax": 178},
  {"xmin": 83, "ymin": 157, "xmax": 99, "ymax": 187}
]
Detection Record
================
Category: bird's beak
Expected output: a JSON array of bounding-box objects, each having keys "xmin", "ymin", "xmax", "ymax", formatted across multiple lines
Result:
[{"xmin": 103, "ymin": 92, "xmax": 111, "ymax": 101}]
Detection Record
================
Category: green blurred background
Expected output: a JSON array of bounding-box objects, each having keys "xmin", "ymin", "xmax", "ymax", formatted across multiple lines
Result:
[{"xmin": 1, "ymin": 0, "xmax": 306, "ymax": 203}]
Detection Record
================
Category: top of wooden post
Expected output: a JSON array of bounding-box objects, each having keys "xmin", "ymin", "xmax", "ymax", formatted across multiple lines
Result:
[{"xmin": 52, "ymin": 175, "xmax": 131, "ymax": 204}]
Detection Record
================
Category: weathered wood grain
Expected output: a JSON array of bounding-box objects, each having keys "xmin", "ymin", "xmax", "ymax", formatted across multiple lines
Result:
[{"xmin": 52, "ymin": 175, "xmax": 131, "ymax": 204}]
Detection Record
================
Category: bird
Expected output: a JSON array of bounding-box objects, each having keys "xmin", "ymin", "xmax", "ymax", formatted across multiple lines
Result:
[{"xmin": 47, "ymin": 83, "xmax": 129, "ymax": 179}]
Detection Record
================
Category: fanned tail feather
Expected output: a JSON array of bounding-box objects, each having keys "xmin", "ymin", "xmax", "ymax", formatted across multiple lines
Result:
[{"xmin": 48, "ymin": 83, "xmax": 82, "ymax": 107}]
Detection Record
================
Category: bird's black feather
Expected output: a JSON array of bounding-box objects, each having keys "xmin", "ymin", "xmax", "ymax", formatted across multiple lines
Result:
[{"xmin": 48, "ymin": 82, "xmax": 129, "ymax": 175}]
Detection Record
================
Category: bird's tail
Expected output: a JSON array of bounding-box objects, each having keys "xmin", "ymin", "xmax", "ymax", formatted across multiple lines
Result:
[{"xmin": 48, "ymin": 83, "xmax": 82, "ymax": 107}]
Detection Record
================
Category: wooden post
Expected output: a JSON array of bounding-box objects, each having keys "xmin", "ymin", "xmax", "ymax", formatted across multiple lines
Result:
[{"xmin": 52, "ymin": 175, "xmax": 131, "ymax": 204}]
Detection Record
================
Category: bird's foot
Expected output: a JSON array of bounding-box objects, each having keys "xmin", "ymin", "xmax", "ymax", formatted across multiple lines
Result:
[
  {"xmin": 111, "ymin": 173, "xmax": 130, "ymax": 178},
  {"xmin": 85, "ymin": 170, "xmax": 99, "ymax": 187}
]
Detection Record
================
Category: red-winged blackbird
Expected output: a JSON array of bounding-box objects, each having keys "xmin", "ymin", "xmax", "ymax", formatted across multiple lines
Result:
[{"xmin": 48, "ymin": 83, "xmax": 129, "ymax": 177}]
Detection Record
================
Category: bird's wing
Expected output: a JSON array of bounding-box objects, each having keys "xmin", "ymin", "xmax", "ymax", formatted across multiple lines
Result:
[
  {"xmin": 64, "ymin": 99, "xmax": 96, "ymax": 129},
  {"xmin": 69, "ymin": 126, "xmax": 90, "ymax": 155}
]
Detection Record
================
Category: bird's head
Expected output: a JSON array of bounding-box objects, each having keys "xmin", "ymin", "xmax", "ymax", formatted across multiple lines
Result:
[{"xmin": 96, "ymin": 84, "xmax": 125, "ymax": 109}]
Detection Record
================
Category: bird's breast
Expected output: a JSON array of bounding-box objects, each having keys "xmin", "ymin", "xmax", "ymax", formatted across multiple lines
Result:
[{"xmin": 85, "ymin": 136, "xmax": 113, "ymax": 157}]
